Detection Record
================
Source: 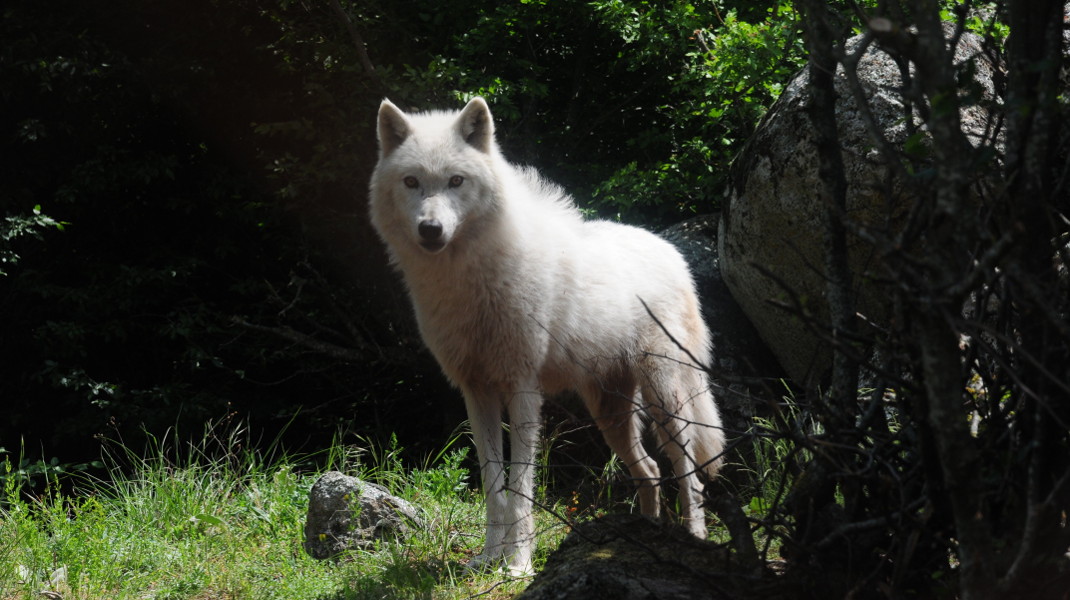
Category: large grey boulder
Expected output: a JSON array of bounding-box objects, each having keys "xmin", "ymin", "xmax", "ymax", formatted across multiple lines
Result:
[
  {"xmin": 719, "ymin": 27, "xmax": 999, "ymax": 385},
  {"xmin": 516, "ymin": 514, "xmax": 737, "ymax": 600},
  {"xmin": 303, "ymin": 471, "xmax": 423, "ymax": 559}
]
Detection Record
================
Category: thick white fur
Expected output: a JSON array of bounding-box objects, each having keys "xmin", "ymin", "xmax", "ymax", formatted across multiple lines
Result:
[{"xmin": 368, "ymin": 97, "xmax": 725, "ymax": 576}]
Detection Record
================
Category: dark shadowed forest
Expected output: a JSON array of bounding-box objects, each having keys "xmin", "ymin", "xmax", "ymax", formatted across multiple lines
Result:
[
  {"xmin": 3, "ymin": 0, "xmax": 797, "ymax": 461},
  {"xmin": 2, "ymin": 1, "xmax": 1068, "ymax": 598}
]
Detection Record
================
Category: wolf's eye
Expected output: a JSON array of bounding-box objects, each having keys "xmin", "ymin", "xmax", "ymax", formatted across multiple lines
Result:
[
  {"xmin": 448, "ymin": 175, "xmax": 464, "ymax": 188},
  {"xmin": 403, "ymin": 176, "xmax": 419, "ymax": 189}
]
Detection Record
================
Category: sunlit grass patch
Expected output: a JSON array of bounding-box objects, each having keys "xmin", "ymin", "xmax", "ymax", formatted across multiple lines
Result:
[{"xmin": 0, "ymin": 424, "xmax": 574, "ymax": 600}]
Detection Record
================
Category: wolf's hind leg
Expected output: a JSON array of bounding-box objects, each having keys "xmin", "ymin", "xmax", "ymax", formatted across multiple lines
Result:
[
  {"xmin": 645, "ymin": 375, "xmax": 708, "ymax": 539},
  {"xmin": 585, "ymin": 382, "xmax": 662, "ymax": 518}
]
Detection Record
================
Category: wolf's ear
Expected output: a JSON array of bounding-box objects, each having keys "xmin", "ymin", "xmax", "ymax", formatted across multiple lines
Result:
[
  {"xmin": 377, "ymin": 99, "xmax": 411, "ymax": 157},
  {"xmin": 456, "ymin": 97, "xmax": 495, "ymax": 154}
]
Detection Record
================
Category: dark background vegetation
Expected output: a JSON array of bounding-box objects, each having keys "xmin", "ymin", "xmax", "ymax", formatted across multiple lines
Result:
[
  {"xmin": 1, "ymin": 0, "xmax": 801, "ymax": 464},
  {"xmin": 2, "ymin": 0, "xmax": 1068, "ymax": 597}
]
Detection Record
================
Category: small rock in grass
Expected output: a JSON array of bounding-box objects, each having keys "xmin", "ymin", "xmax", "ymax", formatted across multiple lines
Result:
[{"xmin": 303, "ymin": 470, "xmax": 423, "ymax": 559}]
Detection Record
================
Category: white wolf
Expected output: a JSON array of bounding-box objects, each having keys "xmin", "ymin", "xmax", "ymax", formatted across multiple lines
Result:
[{"xmin": 368, "ymin": 97, "xmax": 725, "ymax": 576}]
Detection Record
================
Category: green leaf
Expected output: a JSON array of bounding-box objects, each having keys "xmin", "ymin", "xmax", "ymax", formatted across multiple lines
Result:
[
  {"xmin": 903, "ymin": 131, "xmax": 931, "ymax": 159},
  {"xmin": 191, "ymin": 513, "xmax": 225, "ymax": 527}
]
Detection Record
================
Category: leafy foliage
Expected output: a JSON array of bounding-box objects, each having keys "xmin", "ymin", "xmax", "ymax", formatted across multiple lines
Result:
[
  {"xmin": 0, "ymin": 206, "xmax": 66, "ymax": 276},
  {"xmin": 591, "ymin": 1, "xmax": 805, "ymax": 221}
]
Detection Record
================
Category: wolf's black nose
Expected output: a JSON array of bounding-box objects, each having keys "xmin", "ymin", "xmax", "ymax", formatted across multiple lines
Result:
[{"xmin": 418, "ymin": 219, "xmax": 443, "ymax": 241}]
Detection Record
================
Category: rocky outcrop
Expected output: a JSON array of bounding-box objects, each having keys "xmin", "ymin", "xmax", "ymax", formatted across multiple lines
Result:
[
  {"xmin": 718, "ymin": 27, "xmax": 1000, "ymax": 385},
  {"xmin": 515, "ymin": 514, "xmax": 737, "ymax": 600},
  {"xmin": 302, "ymin": 471, "xmax": 423, "ymax": 559}
]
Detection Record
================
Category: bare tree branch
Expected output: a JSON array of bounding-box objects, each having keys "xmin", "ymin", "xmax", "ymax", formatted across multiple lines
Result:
[
  {"xmin": 328, "ymin": 0, "xmax": 384, "ymax": 94},
  {"xmin": 231, "ymin": 316, "xmax": 406, "ymax": 366}
]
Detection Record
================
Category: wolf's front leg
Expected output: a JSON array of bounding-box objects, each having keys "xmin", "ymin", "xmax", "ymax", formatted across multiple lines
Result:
[
  {"xmin": 502, "ymin": 387, "xmax": 544, "ymax": 577},
  {"xmin": 462, "ymin": 389, "xmax": 509, "ymax": 572}
]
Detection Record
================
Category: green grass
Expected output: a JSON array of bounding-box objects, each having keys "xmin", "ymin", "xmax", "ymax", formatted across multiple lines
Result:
[
  {"xmin": 0, "ymin": 425, "xmax": 576, "ymax": 600},
  {"xmin": 1, "ymin": 415, "xmax": 800, "ymax": 599}
]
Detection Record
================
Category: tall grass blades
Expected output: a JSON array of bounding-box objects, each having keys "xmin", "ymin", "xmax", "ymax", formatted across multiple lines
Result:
[{"xmin": 0, "ymin": 421, "xmax": 573, "ymax": 600}]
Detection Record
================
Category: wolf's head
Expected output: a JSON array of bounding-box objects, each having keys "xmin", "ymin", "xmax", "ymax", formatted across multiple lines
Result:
[{"xmin": 368, "ymin": 97, "xmax": 503, "ymax": 258}]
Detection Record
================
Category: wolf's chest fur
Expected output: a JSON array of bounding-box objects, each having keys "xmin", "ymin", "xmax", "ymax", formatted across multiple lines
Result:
[{"xmin": 403, "ymin": 245, "xmax": 553, "ymax": 388}]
